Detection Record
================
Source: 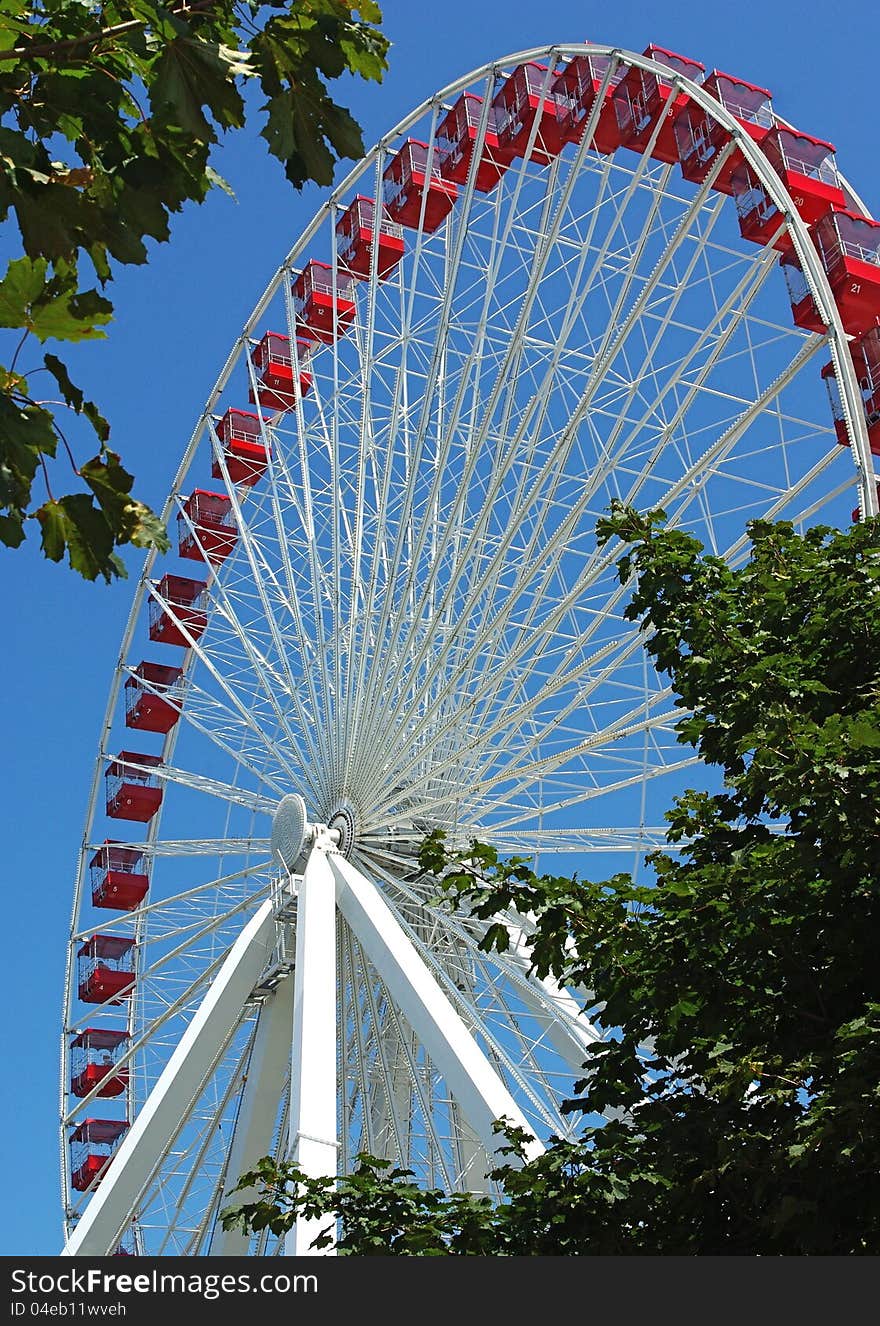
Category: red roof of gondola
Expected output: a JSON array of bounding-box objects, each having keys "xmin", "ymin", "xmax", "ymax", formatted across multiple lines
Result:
[
  {"xmin": 70, "ymin": 1028, "xmax": 130, "ymax": 1050},
  {"xmin": 706, "ymin": 69, "xmax": 773, "ymax": 100},
  {"xmin": 76, "ymin": 934, "xmax": 136, "ymax": 960},
  {"xmin": 70, "ymin": 1118, "xmax": 129, "ymax": 1144}
]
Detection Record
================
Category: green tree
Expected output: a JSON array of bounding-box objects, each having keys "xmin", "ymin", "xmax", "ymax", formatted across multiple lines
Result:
[
  {"xmin": 222, "ymin": 504, "xmax": 880, "ymax": 1254},
  {"xmin": 0, "ymin": 0, "xmax": 388, "ymax": 580}
]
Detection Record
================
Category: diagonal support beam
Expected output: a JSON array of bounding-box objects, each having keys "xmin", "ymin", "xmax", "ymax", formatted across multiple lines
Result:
[
  {"xmin": 209, "ymin": 972, "xmax": 295, "ymax": 1255},
  {"xmin": 329, "ymin": 852, "xmax": 544, "ymax": 1165},
  {"xmin": 62, "ymin": 897, "xmax": 279, "ymax": 1257},
  {"xmin": 503, "ymin": 918, "xmax": 604, "ymax": 1068}
]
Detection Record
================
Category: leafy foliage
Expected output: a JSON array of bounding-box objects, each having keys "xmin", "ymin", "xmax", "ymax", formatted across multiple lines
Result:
[
  {"xmin": 223, "ymin": 506, "xmax": 880, "ymax": 1253},
  {"xmin": 0, "ymin": 1, "xmax": 388, "ymax": 579}
]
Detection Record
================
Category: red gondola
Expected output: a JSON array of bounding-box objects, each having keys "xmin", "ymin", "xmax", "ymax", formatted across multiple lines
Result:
[
  {"xmin": 105, "ymin": 751, "xmax": 163, "ymax": 823},
  {"xmin": 70, "ymin": 1029, "xmax": 130, "ymax": 1099},
  {"xmin": 730, "ymin": 164, "xmax": 791, "ymax": 251},
  {"xmin": 69, "ymin": 1118, "xmax": 129, "ymax": 1192},
  {"xmin": 821, "ymin": 327, "xmax": 880, "ymax": 456},
  {"xmin": 436, "ymin": 95, "xmax": 513, "ymax": 193},
  {"xmin": 212, "ymin": 408, "xmax": 270, "ymax": 487},
  {"xmin": 89, "ymin": 841, "xmax": 149, "ymax": 911},
  {"xmin": 675, "ymin": 70, "xmax": 774, "ymax": 194},
  {"xmin": 552, "ymin": 51, "xmax": 626, "ymax": 155},
  {"xmin": 178, "ymin": 490, "xmax": 238, "ymax": 565},
  {"xmin": 731, "ymin": 126, "xmax": 846, "ymax": 254},
  {"xmin": 382, "ymin": 140, "xmax": 458, "ymax": 232},
  {"xmin": 124, "ymin": 661, "xmax": 183, "ymax": 734},
  {"xmin": 291, "ymin": 260, "xmax": 356, "ymax": 343},
  {"xmin": 77, "ymin": 935, "xmax": 136, "ymax": 1006},
  {"xmin": 248, "ymin": 331, "xmax": 314, "ymax": 411},
  {"xmin": 811, "ymin": 208, "xmax": 880, "ymax": 335},
  {"xmin": 336, "ymin": 196, "xmax": 406, "ymax": 278},
  {"xmin": 491, "ymin": 62, "xmax": 565, "ymax": 165},
  {"xmin": 762, "ymin": 127, "xmax": 845, "ymax": 226},
  {"xmin": 780, "ymin": 254, "xmax": 824, "ymax": 334},
  {"xmin": 612, "ymin": 45, "xmax": 705, "ymax": 165},
  {"xmin": 148, "ymin": 574, "xmax": 208, "ymax": 648}
]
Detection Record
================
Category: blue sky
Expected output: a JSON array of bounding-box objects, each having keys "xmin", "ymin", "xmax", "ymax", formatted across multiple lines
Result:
[{"xmin": 1, "ymin": 0, "xmax": 877, "ymax": 1256}]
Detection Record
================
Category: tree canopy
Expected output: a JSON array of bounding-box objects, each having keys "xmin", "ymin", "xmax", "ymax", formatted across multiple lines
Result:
[
  {"xmin": 0, "ymin": 0, "xmax": 388, "ymax": 580},
  {"xmin": 222, "ymin": 503, "xmax": 880, "ymax": 1254}
]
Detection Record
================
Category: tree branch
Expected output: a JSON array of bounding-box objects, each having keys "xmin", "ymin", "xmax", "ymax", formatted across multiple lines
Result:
[{"xmin": 7, "ymin": 0, "xmax": 225, "ymax": 62}]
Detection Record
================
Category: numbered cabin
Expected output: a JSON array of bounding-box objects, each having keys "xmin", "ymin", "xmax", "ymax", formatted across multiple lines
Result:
[
  {"xmin": 70, "ymin": 1029, "xmax": 130, "ymax": 1099},
  {"xmin": 552, "ymin": 51, "xmax": 627, "ymax": 155},
  {"xmin": 70, "ymin": 1118, "xmax": 129, "ymax": 1192},
  {"xmin": 148, "ymin": 574, "xmax": 208, "ymax": 648},
  {"xmin": 212, "ymin": 408, "xmax": 269, "ymax": 487},
  {"xmin": 248, "ymin": 331, "xmax": 314, "ymax": 412},
  {"xmin": 77, "ymin": 934, "xmax": 136, "ymax": 1006},
  {"xmin": 612, "ymin": 45, "xmax": 705, "ymax": 164},
  {"xmin": 178, "ymin": 490, "xmax": 238, "ymax": 565},
  {"xmin": 674, "ymin": 70, "xmax": 774, "ymax": 194},
  {"xmin": 436, "ymin": 95, "xmax": 512, "ymax": 193},
  {"xmin": 336, "ymin": 196, "xmax": 406, "ymax": 278},
  {"xmin": 731, "ymin": 125, "xmax": 845, "ymax": 252},
  {"xmin": 811, "ymin": 208, "xmax": 880, "ymax": 335},
  {"xmin": 382, "ymin": 140, "xmax": 458, "ymax": 233},
  {"xmin": 125, "ymin": 661, "xmax": 183, "ymax": 734},
  {"xmin": 105, "ymin": 751, "xmax": 163, "ymax": 823},
  {"xmin": 291, "ymin": 260, "xmax": 356, "ymax": 343},
  {"xmin": 491, "ymin": 63, "xmax": 565, "ymax": 165},
  {"xmin": 761, "ymin": 127, "xmax": 845, "ymax": 225},
  {"xmin": 89, "ymin": 841, "xmax": 149, "ymax": 911}
]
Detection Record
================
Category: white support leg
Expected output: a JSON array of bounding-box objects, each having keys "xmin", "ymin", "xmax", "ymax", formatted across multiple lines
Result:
[
  {"xmin": 209, "ymin": 972, "xmax": 295, "ymax": 1255},
  {"xmin": 453, "ymin": 1107, "xmax": 493, "ymax": 1194},
  {"xmin": 62, "ymin": 898, "xmax": 279, "ymax": 1257},
  {"xmin": 285, "ymin": 844, "xmax": 338, "ymax": 1256},
  {"xmin": 329, "ymin": 853, "xmax": 544, "ymax": 1165}
]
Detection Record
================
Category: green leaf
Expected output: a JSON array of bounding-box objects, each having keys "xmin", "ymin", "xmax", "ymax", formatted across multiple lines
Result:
[
  {"xmin": 10, "ymin": 185, "xmax": 84, "ymax": 261},
  {"xmin": 44, "ymin": 353, "xmax": 110, "ymax": 441},
  {"xmin": 80, "ymin": 451, "xmax": 169, "ymax": 553},
  {"xmin": 79, "ymin": 448, "xmax": 136, "ymax": 515},
  {"xmin": 205, "ymin": 164, "xmax": 237, "ymax": 199},
  {"xmin": 319, "ymin": 98, "xmax": 366, "ymax": 162},
  {"xmin": 126, "ymin": 499, "xmax": 170, "ymax": 552},
  {"xmin": 36, "ymin": 492, "xmax": 126, "ymax": 582},
  {"xmin": 36, "ymin": 497, "xmax": 67, "ymax": 562},
  {"xmin": 0, "ymin": 393, "xmax": 58, "ymax": 504},
  {"xmin": 152, "ymin": 38, "xmax": 248, "ymax": 141},
  {"xmin": 0, "ymin": 257, "xmax": 112, "ymax": 342},
  {"xmin": 0, "ymin": 510, "xmax": 25, "ymax": 547},
  {"xmin": 42, "ymin": 352, "xmax": 82, "ymax": 411},
  {"xmin": 663, "ymin": 877, "xmax": 695, "ymax": 898},
  {"xmin": 82, "ymin": 399, "xmax": 110, "ymax": 444},
  {"xmin": 0, "ymin": 255, "xmax": 48, "ymax": 326}
]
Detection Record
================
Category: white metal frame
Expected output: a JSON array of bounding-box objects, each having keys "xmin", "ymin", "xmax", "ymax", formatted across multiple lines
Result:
[{"xmin": 60, "ymin": 42, "xmax": 876, "ymax": 1254}]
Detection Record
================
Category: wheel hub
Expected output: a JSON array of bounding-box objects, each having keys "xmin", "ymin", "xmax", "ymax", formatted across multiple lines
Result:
[{"xmin": 326, "ymin": 800, "xmax": 357, "ymax": 858}]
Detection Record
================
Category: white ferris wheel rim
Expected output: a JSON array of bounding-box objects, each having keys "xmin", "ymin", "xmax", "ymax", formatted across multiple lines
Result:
[{"xmin": 60, "ymin": 41, "xmax": 877, "ymax": 1255}]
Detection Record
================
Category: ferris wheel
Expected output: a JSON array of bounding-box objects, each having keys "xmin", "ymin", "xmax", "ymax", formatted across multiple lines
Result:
[{"xmin": 59, "ymin": 41, "xmax": 880, "ymax": 1257}]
